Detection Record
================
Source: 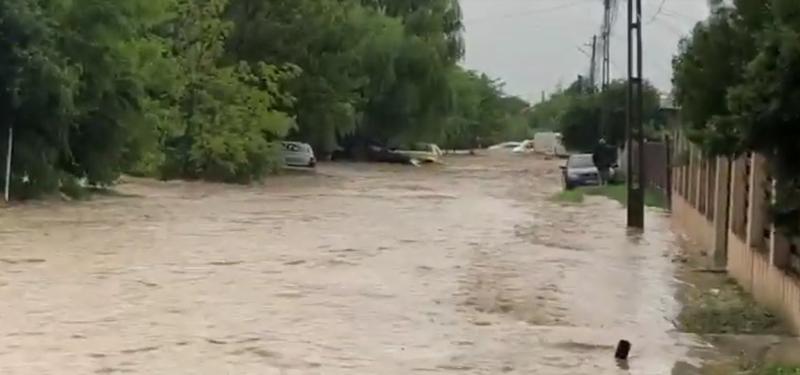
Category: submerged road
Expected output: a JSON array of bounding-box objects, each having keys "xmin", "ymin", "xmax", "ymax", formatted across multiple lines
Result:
[{"xmin": 0, "ymin": 154, "xmax": 728, "ymax": 374}]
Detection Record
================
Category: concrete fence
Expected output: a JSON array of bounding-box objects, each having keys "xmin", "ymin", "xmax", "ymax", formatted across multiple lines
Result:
[{"xmin": 670, "ymin": 130, "xmax": 800, "ymax": 334}]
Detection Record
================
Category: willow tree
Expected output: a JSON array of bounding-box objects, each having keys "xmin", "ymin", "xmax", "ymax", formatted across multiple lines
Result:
[
  {"xmin": 226, "ymin": 0, "xmax": 405, "ymax": 154},
  {"xmin": 358, "ymin": 0, "xmax": 466, "ymax": 145},
  {"xmin": 160, "ymin": 0, "xmax": 297, "ymax": 182},
  {"xmin": 0, "ymin": 0, "xmax": 78, "ymax": 197}
]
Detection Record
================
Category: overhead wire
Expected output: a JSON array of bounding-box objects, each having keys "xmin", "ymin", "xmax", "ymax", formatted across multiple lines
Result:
[
  {"xmin": 648, "ymin": 0, "xmax": 669, "ymax": 24},
  {"xmin": 464, "ymin": 0, "xmax": 595, "ymax": 24}
]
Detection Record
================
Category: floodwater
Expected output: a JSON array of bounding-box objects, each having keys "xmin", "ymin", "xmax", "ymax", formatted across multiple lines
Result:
[{"xmin": 0, "ymin": 154, "xmax": 738, "ymax": 374}]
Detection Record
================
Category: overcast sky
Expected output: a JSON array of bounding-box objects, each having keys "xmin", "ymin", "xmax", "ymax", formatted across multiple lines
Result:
[{"xmin": 459, "ymin": 0, "xmax": 710, "ymax": 102}]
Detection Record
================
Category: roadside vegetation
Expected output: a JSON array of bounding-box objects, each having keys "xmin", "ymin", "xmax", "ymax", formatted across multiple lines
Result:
[
  {"xmin": 673, "ymin": 0, "xmax": 800, "ymax": 236},
  {"xmin": 704, "ymin": 361, "xmax": 800, "ymax": 375},
  {"xmin": 551, "ymin": 184, "xmax": 667, "ymax": 209},
  {"xmin": 675, "ymin": 244, "xmax": 793, "ymax": 375},
  {"xmin": 0, "ymin": 0, "xmax": 532, "ymax": 199},
  {"xmin": 677, "ymin": 272, "xmax": 782, "ymax": 335},
  {"xmin": 526, "ymin": 78, "xmax": 666, "ymax": 152}
]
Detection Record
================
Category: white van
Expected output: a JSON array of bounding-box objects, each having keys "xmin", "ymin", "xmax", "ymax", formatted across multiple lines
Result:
[{"xmin": 533, "ymin": 132, "xmax": 568, "ymax": 157}]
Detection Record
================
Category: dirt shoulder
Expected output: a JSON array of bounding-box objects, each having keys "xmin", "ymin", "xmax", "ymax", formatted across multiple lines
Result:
[{"xmin": 673, "ymin": 242, "xmax": 800, "ymax": 374}]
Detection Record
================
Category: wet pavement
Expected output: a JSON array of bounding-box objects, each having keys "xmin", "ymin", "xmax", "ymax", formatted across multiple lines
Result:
[{"xmin": 0, "ymin": 154, "xmax": 736, "ymax": 374}]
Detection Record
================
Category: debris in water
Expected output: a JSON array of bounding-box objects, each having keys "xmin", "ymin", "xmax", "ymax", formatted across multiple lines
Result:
[{"xmin": 615, "ymin": 340, "xmax": 631, "ymax": 360}]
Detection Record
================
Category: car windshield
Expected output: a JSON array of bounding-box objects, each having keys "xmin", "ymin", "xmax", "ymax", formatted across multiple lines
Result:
[{"xmin": 568, "ymin": 155, "xmax": 595, "ymax": 168}]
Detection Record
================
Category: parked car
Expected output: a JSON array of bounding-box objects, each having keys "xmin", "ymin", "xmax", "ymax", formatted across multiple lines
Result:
[
  {"xmin": 281, "ymin": 141, "xmax": 316, "ymax": 168},
  {"xmin": 488, "ymin": 141, "xmax": 521, "ymax": 151},
  {"xmin": 512, "ymin": 140, "xmax": 535, "ymax": 153},
  {"xmin": 561, "ymin": 153, "xmax": 600, "ymax": 189},
  {"xmin": 394, "ymin": 143, "xmax": 444, "ymax": 163}
]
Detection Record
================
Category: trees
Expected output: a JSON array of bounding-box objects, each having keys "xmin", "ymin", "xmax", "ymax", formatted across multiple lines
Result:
[
  {"xmin": 0, "ymin": 0, "xmax": 531, "ymax": 198},
  {"xmin": 0, "ymin": 0, "xmax": 79, "ymax": 197},
  {"xmin": 441, "ymin": 69, "xmax": 530, "ymax": 149},
  {"xmin": 162, "ymin": 0, "xmax": 297, "ymax": 182},
  {"xmin": 672, "ymin": 0, "xmax": 800, "ymax": 233},
  {"xmin": 527, "ymin": 78, "xmax": 661, "ymax": 152}
]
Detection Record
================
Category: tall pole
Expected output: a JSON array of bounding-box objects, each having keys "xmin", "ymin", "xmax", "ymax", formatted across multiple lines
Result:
[
  {"xmin": 602, "ymin": 0, "xmax": 612, "ymax": 91},
  {"xmin": 626, "ymin": 0, "xmax": 644, "ymax": 228},
  {"xmin": 4, "ymin": 125, "xmax": 12, "ymax": 203},
  {"xmin": 600, "ymin": 0, "xmax": 612, "ymax": 138},
  {"xmin": 589, "ymin": 35, "xmax": 598, "ymax": 89}
]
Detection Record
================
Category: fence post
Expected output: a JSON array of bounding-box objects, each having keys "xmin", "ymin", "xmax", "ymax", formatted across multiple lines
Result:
[
  {"xmin": 746, "ymin": 154, "xmax": 768, "ymax": 251},
  {"xmin": 665, "ymin": 134, "xmax": 672, "ymax": 209},
  {"xmin": 730, "ymin": 157, "xmax": 747, "ymax": 239},
  {"xmin": 713, "ymin": 157, "xmax": 731, "ymax": 268},
  {"xmin": 770, "ymin": 178, "xmax": 791, "ymax": 269}
]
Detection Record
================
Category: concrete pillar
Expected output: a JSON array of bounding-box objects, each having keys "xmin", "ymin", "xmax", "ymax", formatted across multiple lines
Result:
[
  {"xmin": 746, "ymin": 154, "xmax": 768, "ymax": 251},
  {"xmin": 730, "ymin": 157, "xmax": 747, "ymax": 239},
  {"xmin": 689, "ymin": 145, "xmax": 698, "ymax": 207},
  {"xmin": 712, "ymin": 157, "xmax": 731, "ymax": 268},
  {"xmin": 770, "ymin": 179, "xmax": 792, "ymax": 269}
]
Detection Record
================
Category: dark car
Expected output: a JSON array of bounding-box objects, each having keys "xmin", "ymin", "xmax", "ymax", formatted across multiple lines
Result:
[{"xmin": 561, "ymin": 153, "xmax": 600, "ymax": 189}]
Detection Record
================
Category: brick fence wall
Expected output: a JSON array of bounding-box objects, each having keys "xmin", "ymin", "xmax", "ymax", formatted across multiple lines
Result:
[{"xmin": 670, "ymin": 130, "xmax": 800, "ymax": 334}]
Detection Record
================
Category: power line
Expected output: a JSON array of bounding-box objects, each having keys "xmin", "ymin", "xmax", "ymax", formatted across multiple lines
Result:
[
  {"xmin": 648, "ymin": 0, "xmax": 668, "ymax": 24},
  {"xmin": 464, "ymin": 0, "xmax": 594, "ymax": 24}
]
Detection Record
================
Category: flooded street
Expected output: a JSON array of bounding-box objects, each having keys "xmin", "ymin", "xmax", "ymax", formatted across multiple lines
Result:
[{"xmin": 0, "ymin": 154, "xmax": 727, "ymax": 374}]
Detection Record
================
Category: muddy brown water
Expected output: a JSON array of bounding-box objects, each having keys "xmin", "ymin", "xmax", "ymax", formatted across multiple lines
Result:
[{"xmin": 0, "ymin": 154, "xmax": 764, "ymax": 374}]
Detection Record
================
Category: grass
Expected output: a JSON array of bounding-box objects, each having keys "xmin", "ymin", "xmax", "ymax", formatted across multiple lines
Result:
[
  {"xmin": 703, "ymin": 360, "xmax": 800, "ymax": 375},
  {"xmin": 550, "ymin": 183, "xmax": 668, "ymax": 209},
  {"xmin": 550, "ymin": 189, "xmax": 584, "ymax": 204},
  {"xmin": 677, "ymin": 275, "xmax": 782, "ymax": 335},
  {"xmin": 760, "ymin": 366, "xmax": 800, "ymax": 375},
  {"xmin": 676, "ymin": 252, "xmax": 794, "ymax": 375},
  {"xmin": 674, "ymin": 246, "xmax": 785, "ymax": 335}
]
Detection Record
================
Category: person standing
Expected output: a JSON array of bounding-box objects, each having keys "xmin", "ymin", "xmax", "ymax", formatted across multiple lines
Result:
[{"xmin": 593, "ymin": 139, "xmax": 613, "ymax": 185}]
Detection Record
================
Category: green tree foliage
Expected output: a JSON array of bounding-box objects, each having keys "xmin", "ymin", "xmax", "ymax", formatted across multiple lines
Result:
[
  {"xmin": 0, "ymin": 0, "xmax": 78, "ymax": 197},
  {"xmin": 357, "ymin": 0, "xmax": 465, "ymax": 146},
  {"xmin": 528, "ymin": 79, "xmax": 662, "ymax": 152},
  {"xmin": 0, "ymin": 0, "xmax": 530, "ymax": 198},
  {"xmin": 673, "ymin": 0, "xmax": 800, "ymax": 233},
  {"xmin": 226, "ymin": 0, "xmax": 404, "ymax": 154},
  {"xmin": 441, "ymin": 69, "xmax": 530, "ymax": 149},
  {"xmin": 162, "ymin": 0, "xmax": 297, "ymax": 182}
]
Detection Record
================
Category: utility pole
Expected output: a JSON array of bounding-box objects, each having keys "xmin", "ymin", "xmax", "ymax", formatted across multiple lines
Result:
[
  {"xmin": 599, "ymin": 0, "xmax": 613, "ymax": 140},
  {"xmin": 626, "ymin": 0, "xmax": 645, "ymax": 229},
  {"xmin": 602, "ymin": 0, "xmax": 612, "ymax": 91},
  {"xmin": 589, "ymin": 35, "xmax": 598, "ymax": 89},
  {"xmin": 4, "ymin": 125, "xmax": 12, "ymax": 203}
]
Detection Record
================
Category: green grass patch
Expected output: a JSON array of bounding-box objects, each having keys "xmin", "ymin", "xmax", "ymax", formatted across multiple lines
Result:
[
  {"xmin": 678, "ymin": 276, "xmax": 782, "ymax": 335},
  {"xmin": 550, "ymin": 184, "xmax": 667, "ymax": 208},
  {"xmin": 702, "ymin": 360, "xmax": 800, "ymax": 375},
  {"xmin": 675, "ymin": 253, "xmax": 785, "ymax": 335},
  {"xmin": 550, "ymin": 189, "xmax": 585, "ymax": 204},
  {"xmin": 760, "ymin": 366, "xmax": 800, "ymax": 375},
  {"xmin": 583, "ymin": 184, "xmax": 668, "ymax": 209}
]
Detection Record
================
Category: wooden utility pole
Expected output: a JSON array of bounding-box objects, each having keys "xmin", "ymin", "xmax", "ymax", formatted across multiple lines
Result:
[
  {"xmin": 4, "ymin": 125, "xmax": 12, "ymax": 203},
  {"xmin": 626, "ymin": 0, "xmax": 645, "ymax": 228},
  {"xmin": 601, "ymin": 0, "xmax": 612, "ymax": 91},
  {"xmin": 599, "ymin": 0, "xmax": 612, "ymax": 139},
  {"xmin": 589, "ymin": 35, "xmax": 598, "ymax": 89}
]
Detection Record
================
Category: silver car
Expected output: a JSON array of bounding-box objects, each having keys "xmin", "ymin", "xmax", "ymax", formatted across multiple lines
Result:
[
  {"xmin": 281, "ymin": 141, "xmax": 316, "ymax": 168},
  {"xmin": 561, "ymin": 153, "xmax": 600, "ymax": 189}
]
